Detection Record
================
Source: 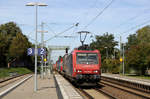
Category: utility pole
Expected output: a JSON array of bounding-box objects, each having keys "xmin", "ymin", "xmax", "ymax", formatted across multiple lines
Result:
[
  {"xmin": 120, "ymin": 36, "xmax": 122, "ymax": 57},
  {"xmin": 120, "ymin": 36, "xmax": 123, "ymax": 74},
  {"xmin": 123, "ymin": 43, "xmax": 125, "ymax": 75},
  {"xmin": 105, "ymin": 47, "xmax": 108, "ymax": 59},
  {"xmin": 39, "ymin": 22, "xmax": 48, "ymax": 79},
  {"xmin": 41, "ymin": 22, "xmax": 44, "ymax": 79},
  {"xmin": 114, "ymin": 49, "xmax": 115, "ymax": 59},
  {"xmin": 120, "ymin": 36, "xmax": 125, "ymax": 75}
]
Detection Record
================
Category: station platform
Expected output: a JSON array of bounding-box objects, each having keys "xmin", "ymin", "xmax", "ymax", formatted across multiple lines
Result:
[
  {"xmin": 2, "ymin": 74, "xmax": 58, "ymax": 99},
  {"xmin": 101, "ymin": 73, "xmax": 150, "ymax": 86},
  {"xmin": 1, "ymin": 73, "xmax": 84, "ymax": 99},
  {"xmin": 54, "ymin": 74, "xmax": 83, "ymax": 99}
]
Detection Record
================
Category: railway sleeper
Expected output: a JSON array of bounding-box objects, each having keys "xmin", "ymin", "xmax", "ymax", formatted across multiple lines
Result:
[{"xmin": 101, "ymin": 77, "xmax": 150, "ymax": 93}]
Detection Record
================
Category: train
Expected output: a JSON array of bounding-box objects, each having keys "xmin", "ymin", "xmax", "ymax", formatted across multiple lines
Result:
[
  {"xmin": 56, "ymin": 56, "xmax": 63, "ymax": 72},
  {"xmin": 55, "ymin": 45, "xmax": 101, "ymax": 85}
]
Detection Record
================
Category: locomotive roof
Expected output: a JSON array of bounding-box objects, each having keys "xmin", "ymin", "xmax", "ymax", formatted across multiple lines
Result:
[{"xmin": 72, "ymin": 49, "xmax": 99, "ymax": 53}]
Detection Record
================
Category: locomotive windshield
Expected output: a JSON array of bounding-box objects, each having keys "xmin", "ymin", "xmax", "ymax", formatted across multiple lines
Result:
[{"xmin": 76, "ymin": 53, "xmax": 98, "ymax": 64}]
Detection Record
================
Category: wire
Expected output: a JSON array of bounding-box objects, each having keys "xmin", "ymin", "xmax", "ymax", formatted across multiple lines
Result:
[
  {"xmin": 115, "ymin": 8, "xmax": 150, "ymax": 29},
  {"xmin": 82, "ymin": 0, "xmax": 99, "ymax": 26},
  {"xmin": 55, "ymin": 36, "xmax": 77, "ymax": 38},
  {"xmin": 44, "ymin": 23, "xmax": 79, "ymax": 43},
  {"xmin": 45, "ymin": 24, "xmax": 56, "ymax": 35},
  {"xmin": 83, "ymin": 0, "xmax": 115, "ymax": 29},
  {"xmin": 122, "ymin": 19, "xmax": 150, "ymax": 35},
  {"xmin": 74, "ymin": 0, "xmax": 99, "ymax": 31}
]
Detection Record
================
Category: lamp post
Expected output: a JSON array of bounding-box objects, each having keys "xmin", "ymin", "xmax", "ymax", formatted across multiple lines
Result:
[{"xmin": 26, "ymin": 2, "xmax": 47, "ymax": 92}]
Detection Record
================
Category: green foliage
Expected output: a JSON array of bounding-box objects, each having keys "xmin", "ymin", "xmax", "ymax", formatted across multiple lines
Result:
[
  {"xmin": 102, "ymin": 59, "xmax": 120, "ymax": 73},
  {"xmin": 9, "ymin": 33, "xmax": 30, "ymax": 59},
  {"xmin": 126, "ymin": 34, "xmax": 138, "ymax": 49},
  {"xmin": 127, "ymin": 75, "xmax": 150, "ymax": 80},
  {"xmin": 0, "ymin": 33, "xmax": 9, "ymax": 66},
  {"xmin": 90, "ymin": 33, "xmax": 118, "ymax": 61},
  {"xmin": 90, "ymin": 33, "xmax": 120, "ymax": 73},
  {"xmin": 137, "ymin": 26, "xmax": 150, "ymax": 44},
  {"xmin": 0, "ymin": 68, "xmax": 32, "ymax": 78},
  {"xmin": 126, "ymin": 25, "xmax": 150, "ymax": 75},
  {"xmin": 0, "ymin": 22, "xmax": 22, "ymax": 37},
  {"xmin": 0, "ymin": 22, "xmax": 34, "ymax": 69}
]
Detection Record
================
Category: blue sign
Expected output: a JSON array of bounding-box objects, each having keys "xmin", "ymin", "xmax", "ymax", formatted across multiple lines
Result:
[
  {"xmin": 38, "ymin": 48, "xmax": 46, "ymax": 55},
  {"xmin": 27, "ymin": 48, "xmax": 46, "ymax": 56},
  {"xmin": 27, "ymin": 48, "xmax": 35, "ymax": 56}
]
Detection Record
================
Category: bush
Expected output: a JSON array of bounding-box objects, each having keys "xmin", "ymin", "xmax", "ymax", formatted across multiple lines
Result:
[{"xmin": 102, "ymin": 58, "xmax": 120, "ymax": 73}]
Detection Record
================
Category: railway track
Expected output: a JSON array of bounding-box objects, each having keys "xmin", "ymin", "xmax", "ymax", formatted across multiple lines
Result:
[
  {"xmin": 0, "ymin": 74, "xmax": 31, "ymax": 88},
  {"xmin": 96, "ymin": 80, "xmax": 150, "ymax": 99},
  {"xmin": 61, "ymin": 72, "xmax": 150, "ymax": 99},
  {"xmin": 75, "ymin": 86, "xmax": 111, "ymax": 99},
  {"xmin": 101, "ymin": 76, "xmax": 150, "ymax": 93},
  {"xmin": 77, "ymin": 88, "xmax": 94, "ymax": 99},
  {"xmin": 76, "ymin": 80, "xmax": 150, "ymax": 99}
]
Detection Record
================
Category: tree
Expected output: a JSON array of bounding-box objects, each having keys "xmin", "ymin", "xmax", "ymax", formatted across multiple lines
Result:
[
  {"xmin": 0, "ymin": 22, "xmax": 34, "ymax": 69},
  {"xmin": 9, "ymin": 33, "xmax": 30, "ymax": 59},
  {"xmin": 90, "ymin": 33, "xmax": 118, "ymax": 61},
  {"xmin": 0, "ymin": 22, "xmax": 23, "ymax": 66},
  {"xmin": 137, "ymin": 26, "xmax": 150, "ymax": 44},
  {"xmin": 0, "ymin": 22, "xmax": 22, "ymax": 37},
  {"xmin": 126, "ymin": 34, "xmax": 138, "ymax": 49},
  {"xmin": 126, "ymin": 25, "xmax": 150, "ymax": 75},
  {"xmin": 90, "ymin": 33, "xmax": 119, "ymax": 73},
  {"xmin": 0, "ymin": 33, "xmax": 9, "ymax": 67}
]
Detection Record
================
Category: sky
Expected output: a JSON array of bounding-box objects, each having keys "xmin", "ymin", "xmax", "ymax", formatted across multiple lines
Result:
[{"xmin": 0, "ymin": 0, "xmax": 150, "ymax": 62}]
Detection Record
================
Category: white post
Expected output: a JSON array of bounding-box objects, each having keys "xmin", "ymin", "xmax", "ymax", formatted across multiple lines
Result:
[
  {"xmin": 41, "ymin": 22, "xmax": 44, "ymax": 79},
  {"xmin": 34, "ymin": 4, "xmax": 38, "ymax": 92},
  {"xmin": 26, "ymin": 2, "xmax": 48, "ymax": 92}
]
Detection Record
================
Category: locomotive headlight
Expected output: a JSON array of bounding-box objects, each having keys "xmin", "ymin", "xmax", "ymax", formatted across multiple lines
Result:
[
  {"xmin": 93, "ymin": 70, "xmax": 98, "ymax": 73},
  {"xmin": 77, "ymin": 70, "xmax": 82, "ymax": 73}
]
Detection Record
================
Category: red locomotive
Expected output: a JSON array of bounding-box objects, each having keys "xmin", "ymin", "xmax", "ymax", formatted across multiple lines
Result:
[
  {"xmin": 59, "ymin": 45, "xmax": 101, "ymax": 85},
  {"xmin": 56, "ymin": 56, "xmax": 63, "ymax": 72}
]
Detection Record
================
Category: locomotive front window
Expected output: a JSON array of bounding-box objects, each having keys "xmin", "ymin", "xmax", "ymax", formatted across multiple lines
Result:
[
  {"xmin": 76, "ymin": 53, "xmax": 98, "ymax": 64},
  {"xmin": 87, "ymin": 53, "xmax": 98, "ymax": 64}
]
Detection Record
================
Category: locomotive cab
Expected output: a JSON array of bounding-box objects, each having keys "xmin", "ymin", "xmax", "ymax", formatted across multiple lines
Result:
[{"xmin": 73, "ymin": 50, "xmax": 101, "ymax": 84}]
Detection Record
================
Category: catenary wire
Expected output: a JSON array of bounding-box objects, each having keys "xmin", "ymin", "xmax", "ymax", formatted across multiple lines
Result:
[
  {"xmin": 44, "ymin": 23, "xmax": 79, "ymax": 43},
  {"xmin": 115, "ymin": 8, "xmax": 150, "ymax": 29},
  {"xmin": 83, "ymin": 0, "xmax": 115, "ymax": 29},
  {"xmin": 121, "ymin": 19, "xmax": 150, "ymax": 35}
]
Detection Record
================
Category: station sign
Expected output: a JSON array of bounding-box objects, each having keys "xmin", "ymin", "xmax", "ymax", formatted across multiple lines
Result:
[
  {"xmin": 27, "ymin": 48, "xmax": 35, "ymax": 56},
  {"xmin": 27, "ymin": 48, "xmax": 46, "ymax": 56}
]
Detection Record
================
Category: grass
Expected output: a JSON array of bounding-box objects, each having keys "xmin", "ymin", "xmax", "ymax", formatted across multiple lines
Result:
[
  {"xmin": 119, "ymin": 74, "xmax": 150, "ymax": 80},
  {"xmin": 126, "ymin": 75, "xmax": 150, "ymax": 80},
  {"xmin": 0, "ymin": 67, "xmax": 32, "ymax": 78}
]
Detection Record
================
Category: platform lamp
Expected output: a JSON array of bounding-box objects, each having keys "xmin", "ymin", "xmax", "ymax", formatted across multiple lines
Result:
[{"xmin": 26, "ymin": 2, "xmax": 48, "ymax": 92}]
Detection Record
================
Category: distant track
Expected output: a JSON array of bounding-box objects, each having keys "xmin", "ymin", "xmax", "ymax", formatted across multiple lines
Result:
[
  {"xmin": 97, "ymin": 80, "xmax": 150, "ymax": 99},
  {"xmin": 0, "ymin": 74, "xmax": 31, "ymax": 88}
]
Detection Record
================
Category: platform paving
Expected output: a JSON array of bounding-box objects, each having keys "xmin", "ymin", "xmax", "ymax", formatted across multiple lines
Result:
[
  {"xmin": 2, "ymin": 74, "xmax": 58, "ymax": 99},
  {"xmin": 102, "ymin": 73, "xmax": 150, "ymax": 86}
]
